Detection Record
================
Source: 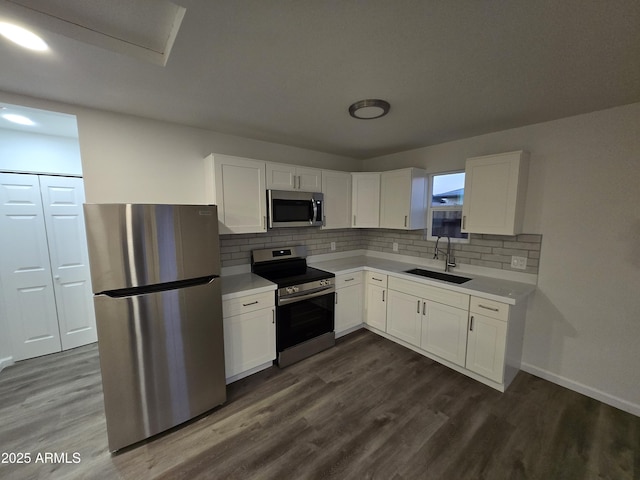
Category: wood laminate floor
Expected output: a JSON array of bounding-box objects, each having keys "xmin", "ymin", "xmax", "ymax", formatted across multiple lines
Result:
[{"xmin": 0, "ymin": 330, "xmax": 638, "ymax": 480}]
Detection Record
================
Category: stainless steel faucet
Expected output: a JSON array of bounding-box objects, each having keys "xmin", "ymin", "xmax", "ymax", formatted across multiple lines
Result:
[{"xmin": 433, "ymin": 236, "xmax": 456, "ymax": 272}]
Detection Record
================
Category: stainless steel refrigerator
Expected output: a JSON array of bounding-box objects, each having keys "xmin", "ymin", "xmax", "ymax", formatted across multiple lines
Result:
[{"xmin": 83, "ymin": 203, "xmax": 226, "ymax": 452}]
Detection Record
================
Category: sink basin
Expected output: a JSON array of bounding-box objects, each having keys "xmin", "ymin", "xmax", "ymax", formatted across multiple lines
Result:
[{"xmin": 404, "ymin": 268, "xmax": 472, "ymax": 284}]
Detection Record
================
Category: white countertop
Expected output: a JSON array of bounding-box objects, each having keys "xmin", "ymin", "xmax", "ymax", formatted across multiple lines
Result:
[
  {"xmin": 220, "ymin": 273, "xmax": 276, "ymax": 300},
  {"xmin": 309, "ymin": 255, "xmax": 535, "ymax": 305}
]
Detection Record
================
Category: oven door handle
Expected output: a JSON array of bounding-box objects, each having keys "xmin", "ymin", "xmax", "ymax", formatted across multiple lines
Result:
[{"xmin": 278, "ymin": 286, "xmax": 335, "ymax": 306}]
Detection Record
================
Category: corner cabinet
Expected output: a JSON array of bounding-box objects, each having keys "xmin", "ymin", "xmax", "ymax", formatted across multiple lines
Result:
[
  {"xmin": 352, "ymin": 173, "xmax": 381, "ymax": 228},
  {"xmin": 461, "ymin": 150, "xmax": 529, "ymax": 235},
  {"xmin": 266, "ymin": 163, "xmax": 322, "ymax": 192},
  {"xmin": 379, "ymin": 168, "xmax": 428, "ymax": 230},
  {"xmin": 204, "ymin": 154, "xmax": 267, "ymax": 234},
  {"xmin": 222, "ymin": 291, "xmax": 276, "ymax": 382},
  {"xmin": 322, "ymin": 170, "xmax": 352, "ymax": 229}
]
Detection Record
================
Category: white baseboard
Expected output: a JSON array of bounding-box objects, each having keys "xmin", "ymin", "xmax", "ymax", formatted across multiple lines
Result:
[
  {"xmin": 225, "ymin": 361, "xmax": 273, "ymax": 385},
  {"xmin": 0, "ymin": 356, "xmax": 14, "ymax": 374},
  {"xmin": 521, "ymin": 362, "xmax": 640, "ymax": 417}
]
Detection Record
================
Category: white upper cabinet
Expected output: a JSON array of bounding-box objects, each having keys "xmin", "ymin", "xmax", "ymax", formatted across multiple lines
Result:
[
  {"xmin": 321, "ymin": 170, "xmax": 352, "ymax": 229},
  {"xmin": 266, "ymin": 163, "xmax": 322, "ymax": 192},
  {"xmin": 379, "ymin": 168, "xmax": 428, "ymax": 230},
  {"xmin": 205, "ymin": 154, "xmax": 267, "ymax": 234},
  {"xmin": 351, "ymin": 172, "xmax": 380, "ymax": 228},
  {"xmin": 461, "ymin": 150, "xmax": 529, "ymax": 235}
]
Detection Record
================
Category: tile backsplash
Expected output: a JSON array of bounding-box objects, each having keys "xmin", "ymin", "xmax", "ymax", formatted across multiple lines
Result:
[{"xmin": 219, "ymin": 228, "xmax": 542, "ymax": 275}]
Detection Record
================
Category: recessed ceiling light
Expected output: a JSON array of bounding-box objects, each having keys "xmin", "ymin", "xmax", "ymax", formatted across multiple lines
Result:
[
  {"xmin": 0, "ymin": 22, "xmax": 49, "ymax": 51},
  {"xmin": 2, "ymin": 113, "xmax": 36, "ymax": 126},
  {"xmin": 348, "ymin": 99, "xmax": 391, "ymax": 120}
]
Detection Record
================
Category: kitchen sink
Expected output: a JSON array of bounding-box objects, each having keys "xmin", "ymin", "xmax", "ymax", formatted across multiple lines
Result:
[{"xmin": 404, "ymin": 268, "xmax": 472, "ymax": 284}]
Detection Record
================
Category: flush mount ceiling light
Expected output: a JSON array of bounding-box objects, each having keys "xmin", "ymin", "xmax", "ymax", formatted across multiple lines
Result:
[
  {"xmin": 0, "ymin": 22, "xmax": 48, "ymax": 51},
  {"xmin": 348, "ymin": 99, "xmax": 390, "ymax": 120}
]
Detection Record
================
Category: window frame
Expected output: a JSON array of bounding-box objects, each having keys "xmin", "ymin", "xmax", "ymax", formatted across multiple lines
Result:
[{"xmin": 427, "ymin": 170, "xmax": 470, "ymax": 243}]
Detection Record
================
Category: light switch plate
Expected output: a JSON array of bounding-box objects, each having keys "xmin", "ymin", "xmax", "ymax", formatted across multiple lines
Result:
[{"xmin": 511, "ymin": 255, "xmax": 527, "ymax": 270}]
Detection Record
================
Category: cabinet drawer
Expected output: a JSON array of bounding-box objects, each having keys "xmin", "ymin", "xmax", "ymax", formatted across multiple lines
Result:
[
  {"xmin": 366, "ymin": 271, "xmax": 387, "ymax": 285},
  {"xmin": 389, "ymin": 276, "xmax": 469, "ymax": 310},
  {"xmin": 470, "ymin": 296, "xmax": 509, "ymax": 322},
  {"xmin": 223, "ymin": 291, "xmax": 274, "ymax": 318},
  {"xmin": 336, "ymin": 271, "xmax": 363, "ymax": 289}
]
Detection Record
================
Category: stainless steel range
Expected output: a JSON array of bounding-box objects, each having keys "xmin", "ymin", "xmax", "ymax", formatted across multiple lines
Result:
[{"xmin": 251, "ymin": 246, "xmax": 335, "ymax": 367}]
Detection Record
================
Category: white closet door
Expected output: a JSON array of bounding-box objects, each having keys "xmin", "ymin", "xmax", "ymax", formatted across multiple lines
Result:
[
  {"xmin": 0, "ymin": 173, "xmax": 62, "ymax": 360},
  {"xmin": 39, "ymin": 176, "xmax": 97, "ymax": 350}
]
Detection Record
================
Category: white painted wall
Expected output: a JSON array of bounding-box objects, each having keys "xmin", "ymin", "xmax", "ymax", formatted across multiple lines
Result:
[
  {"xmin": 365, "ymin": 102, "xmax": 640, "ymax": 415},
  {"xmin": 0, "ymin": 129, "xmax": 82, "ymax": 175},
  {"xmin": 0, "ymin": 91, "xmax": 359, "ymax": 204}
]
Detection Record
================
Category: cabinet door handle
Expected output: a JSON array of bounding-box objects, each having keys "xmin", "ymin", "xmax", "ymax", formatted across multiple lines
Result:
[
  {"xmin": 353, "ymin": 215, "xmax": 356, "ymax": 226},
  {"xmin": 382, "ymin": 290, "xmax": 385, "ymax": 302},
  {"xmin": 404, "ymin": 215, "xmax": 408, "ymax": 227},
  {"xmin": 462, "ymin": 215, "xmax": 466, "ymax": 229},
  {"xmin": 470, "ymin": 315, "xmax": 474, "ymax": 331},
  {"xmin": 323, "ymin": 215, "xmax": 326, "ymax": 226},
  {"xmin": 417, "ymin": 300, "xmax": 420, "ymax": 313},
  {"xmin": 242, "ymin": 300, "xmax": 259, "ymax": 307},
  {"xmin": 272, "ymin": 309, "xmax": 275, "ymax": 324},
  {"xmin": 422, "ymin": 301, "xmax": 426, "ymax": 315},
  {"xmin": 478, "ymin": 304, "xmax": 500, "ymax": 312}
]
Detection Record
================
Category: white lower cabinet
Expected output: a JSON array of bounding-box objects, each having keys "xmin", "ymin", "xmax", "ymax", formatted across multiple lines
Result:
[
  {"xmin": 222, "ymin": 291, "xmax": 275, "ymax": 381},
  {"xmin": 386, "ymin": 290, "xmax": 422, "ymax": 347},
  {"xmin": 364, "ymin": 272, "xmax": 387, "ymax": 331},
  {"xmin": 386, "ymin": 277, "xmax": 469, "ymax": 366},
  {"xmin": 465, "ymin": 296, "xmax": 509, "ymax": 383},
  {"xmin": 421, "ymin": 301, "xmax": 468, "ymax": 367},
  {"xmin": 335, "ymin": 272, "xmax": 363, "ymax": 336}
]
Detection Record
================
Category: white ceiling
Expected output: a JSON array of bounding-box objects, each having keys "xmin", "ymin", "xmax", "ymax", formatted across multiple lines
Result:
[{"xmin": 1, "ymin": 0, "xmax": 639, "ymax": 159}]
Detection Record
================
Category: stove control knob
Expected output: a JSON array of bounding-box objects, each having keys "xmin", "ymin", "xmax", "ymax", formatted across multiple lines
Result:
[
  {"xmin": 286, "ymin": 287, "xmax": 294, "ymax": 294},
  {"xmin": 320, "ymin": 280, "xmax": 326, "ymax": 286},
  {"xmin": 293, "ymin": 286, "xmax": 299, "ymax": 293}
]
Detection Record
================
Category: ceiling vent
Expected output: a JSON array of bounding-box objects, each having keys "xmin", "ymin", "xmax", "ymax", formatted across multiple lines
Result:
[{"xmin": 1, "ymin": 0, "xmax": 186, "ymax": 65}]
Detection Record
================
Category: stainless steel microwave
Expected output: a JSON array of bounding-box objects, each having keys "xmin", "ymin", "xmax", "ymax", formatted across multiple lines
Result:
[{"xmin": 267, "ymin": 190, "xmax": 323, "ymax": 228}]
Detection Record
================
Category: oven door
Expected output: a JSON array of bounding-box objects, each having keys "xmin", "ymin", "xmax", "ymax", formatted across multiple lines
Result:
[
  {"xmin": 268, "ymin": 190, "xmax": 323, "ymax": 228},
  {"xmin": 276, "ymin": 289, "xmax": 335, "ymax": 352}
]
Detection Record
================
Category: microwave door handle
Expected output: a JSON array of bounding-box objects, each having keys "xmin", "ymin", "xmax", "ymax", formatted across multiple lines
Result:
[{"xmin": 311, "ymin": 197, "xmax": 318, "ymax": 224}]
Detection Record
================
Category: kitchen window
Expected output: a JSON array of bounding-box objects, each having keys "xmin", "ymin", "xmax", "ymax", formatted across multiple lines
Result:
[{"xmin": 427, "ymin": 171, "xmax": 469, "ymax": 242}]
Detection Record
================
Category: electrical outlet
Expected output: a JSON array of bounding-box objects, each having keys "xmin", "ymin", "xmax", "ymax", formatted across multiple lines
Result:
[
  {"xmin": 330, "ymin": 241, "xmax": 336, "ymax": 251},
  {"xmin": 393, "ymin": 242, "xmax": 399, "ymax": 252},
  {"xmin": 511, "ymin": 255, "xmax": 527, "ymax": 270}
]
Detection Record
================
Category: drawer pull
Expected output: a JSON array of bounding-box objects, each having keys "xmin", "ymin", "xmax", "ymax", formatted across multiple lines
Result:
[
  {"xmin": 344, "ymin": 278, "xmax": 355, "ymax": 282},
  {"xmin": 478, "ymin": 304, "xmax": 500, "ymax": 312},
  {"xmin": 242, "ymin": 300, "xmax": 259, "ymax": 307},
  {"xmin": 371, "ymin": 277, "xmax": 383, "ymax": 282}
]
